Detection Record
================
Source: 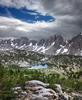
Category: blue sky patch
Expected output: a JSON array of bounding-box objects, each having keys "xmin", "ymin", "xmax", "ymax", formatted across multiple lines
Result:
[{"xmin": 0, "ymin": 6, "xmax": 55, "ymax": 23}]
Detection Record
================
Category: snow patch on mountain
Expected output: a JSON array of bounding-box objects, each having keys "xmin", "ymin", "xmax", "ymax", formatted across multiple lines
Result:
[
  {"xmin": 62, "ymin": 48, "xmax": 68, "ymax": 54},
  {"xmin": 56, "ymin": 48, "xmax": 62, "ymax": 55},
  {"xmin": 29, "ymin": 42, "xmax": 33, "ymax": 46}
]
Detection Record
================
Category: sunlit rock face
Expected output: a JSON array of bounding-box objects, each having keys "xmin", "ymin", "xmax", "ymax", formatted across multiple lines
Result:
[
  {"xmin": 13, "ymin": 80, "xmax": 82, "ymax": 100},
  {"xmin": 13, "ymin": 80, "xmax": 72, "ymax": 100}
]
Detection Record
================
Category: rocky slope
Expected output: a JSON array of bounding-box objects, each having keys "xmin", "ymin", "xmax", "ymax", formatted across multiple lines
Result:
[
  {"xmin": 12, "ymin": 80, "xmax": 82, "ymax": 100},
  {"xmin": 0, "ymin": 33, "xmax": 82, "ymax": 56}
]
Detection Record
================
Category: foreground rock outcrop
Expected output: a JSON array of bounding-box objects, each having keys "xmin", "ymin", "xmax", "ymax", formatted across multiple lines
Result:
[{"xmin": 12, "ymin": 80, "xmax": 82, "ymax": 100}]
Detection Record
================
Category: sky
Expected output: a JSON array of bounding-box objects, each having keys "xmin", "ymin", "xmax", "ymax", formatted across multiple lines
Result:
[{"xmin": 0, "ymin": 0, "xmax": 82, "ymax": 40}]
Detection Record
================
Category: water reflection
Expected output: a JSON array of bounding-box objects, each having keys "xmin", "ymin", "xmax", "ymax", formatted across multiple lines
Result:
[{"xmin": 30, "ymin": 64, "xmax": 48, "ymax": 69}]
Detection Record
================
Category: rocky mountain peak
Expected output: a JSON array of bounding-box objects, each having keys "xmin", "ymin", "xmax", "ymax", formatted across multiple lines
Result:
[{"xmin": 0, "ymin": 33, "xmax": 82, "ymax": 56}]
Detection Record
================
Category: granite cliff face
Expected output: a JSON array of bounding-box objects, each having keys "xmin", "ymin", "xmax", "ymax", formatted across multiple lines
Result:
[
  {"xmin": 12, "ymin": 80, "xmax": 82, "ymax": 100},
  {"xmin": 0, "ymin": 33, "xmax": 82, "ymax": 56}
]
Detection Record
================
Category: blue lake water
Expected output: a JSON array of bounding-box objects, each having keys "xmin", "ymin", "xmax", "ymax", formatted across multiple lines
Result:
[{"xmin": 30, "ymin": 64, "xmax": 48, "ymax": 69}]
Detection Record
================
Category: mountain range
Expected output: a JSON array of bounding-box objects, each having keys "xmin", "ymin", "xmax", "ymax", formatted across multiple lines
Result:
[{"xmin": 0, "ymin": 33, "xmax": 82, "ymax": 56}]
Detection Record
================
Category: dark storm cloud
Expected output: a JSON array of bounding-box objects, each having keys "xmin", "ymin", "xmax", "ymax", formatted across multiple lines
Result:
[
  {"xmin": 41, "ymin": 0, "xmax": 82, "ymax": 38},
  {"xmin": 0, "ymin": 0, "xmax": 82, "ymax": 40},
  {"xmin": 41, "ymin": 0, "xmax": 82, "ymax": 15}
]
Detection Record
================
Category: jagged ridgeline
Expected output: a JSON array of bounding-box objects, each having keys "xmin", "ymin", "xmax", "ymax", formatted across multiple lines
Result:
[{"xmin": 0, "ymin": 33, "xmax": 82, "ymax": 56}]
